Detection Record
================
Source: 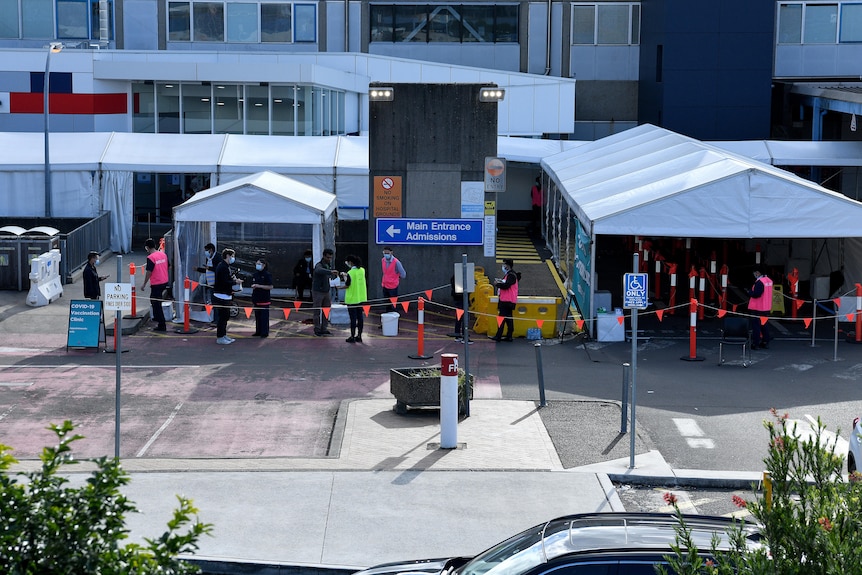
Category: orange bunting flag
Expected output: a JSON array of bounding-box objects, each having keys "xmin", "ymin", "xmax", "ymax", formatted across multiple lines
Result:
[
  {"xmin": 760, "ymin": 316, "xmax": 769, "ymax": 325},
  {"xmin": 455, "ymin": 309, "xmax": 464, "ymax": 320},
  {"xmin": 400, "ymin": 301, "xmax": 410, "ymax": 312},
  {"xmin": 616, "ymin": 316, "xmax": 625, "ymax": 325},
  {"xmin": 322, "ymin": 307, "xmax": 331, "ymax": 319},
  {"xmin": 425, "ymin": 289, "xmax": 433, "ymax": 300},
  {"xmin": 803, "ymin": 317, "xmax": 812, "ymax": 329},
  {"xmin": 656, "ymin": 309, "xmax": 664, "ymax": 322},
  {"xmin": 576, "ymin": 319, "xmax": 585, "ymax": 330},
  {"xmin": 717, "ymin": 309, "xmax": 726, "ymax": 318},
  {"xmin": 244, "ymin": 307, "xmax": 253, "ymax": 319},
  {"xmin": 363, "ymin": 304, "xmax": 371, "ymax": 317},
  {"xmin": 795, "ymin": 299, "xmax": 804, "ymax": 310},
  {"xmin": 293, "ymin": 300, "xmax": 303, "ymax": 310},
  {"xmin": 496, "ymin": 315, "xmax": 505, "ymax": 327},
  {"xmin": 536, "ymin": 319, "xmax": 544, "ymax": 329},
  {"xmin": 847, "ymin": 313, "xmax": 856, "ymax": 322},
  {"xmin": 191, "ymin": 280, "xmax": 199, "ymax": 291},
  {"xmin": 833, "ymin": 298, "xmax": 842, "ymax": 307},
  {"xmin": 282, "ymin": 308, "xmax": 291, "ymax": 320},
  {"xmin": 205, "ymin": 304, "xmax": 213, "ymax": 314},
  {"xmin": 389, "ymin": 297, "xmax": 398, "ymax": 307}
]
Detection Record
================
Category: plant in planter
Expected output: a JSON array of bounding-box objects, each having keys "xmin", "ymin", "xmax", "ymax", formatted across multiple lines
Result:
[{"xmin": 389, "ymin": 366, "xmax": 473, "ymax": 417}]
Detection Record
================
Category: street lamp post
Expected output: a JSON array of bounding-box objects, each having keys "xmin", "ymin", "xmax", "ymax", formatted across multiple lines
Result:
[{"xmin": 44, "ymin": 42, "xmax": 63, "ymax": 218}]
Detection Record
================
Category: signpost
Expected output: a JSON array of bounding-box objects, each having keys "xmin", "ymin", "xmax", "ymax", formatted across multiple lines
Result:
[
  {"xmin": 103, "ymin": 256, "xmax": 132, "ymax": 458},
  {"xmin": 623, "ymin": 263, "xmax": 648, "ymax": 469},
  {"xmin": 375, "ymin": 218, "xmax": 483, "ymax": 245}
]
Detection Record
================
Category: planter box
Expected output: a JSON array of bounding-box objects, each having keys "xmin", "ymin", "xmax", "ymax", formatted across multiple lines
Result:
[{"xmin": 390, "ymin": 367, "xmax": 473, "ymax": 416}]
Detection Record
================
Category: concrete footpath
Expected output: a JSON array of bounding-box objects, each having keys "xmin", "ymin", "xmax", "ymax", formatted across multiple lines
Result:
[{"xmin": 0, "ymin": 251, "xmax": 837, "ymax": 572}]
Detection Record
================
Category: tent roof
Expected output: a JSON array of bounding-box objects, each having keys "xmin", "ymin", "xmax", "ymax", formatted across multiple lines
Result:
[
  {"xmin": 100, "ymin": 133, "xmax": 228, "ymax": 172},
  {"xmin": 541, "ymin": 124, "xmax": 862, "ymax": 239},
  {"xmin": 0, "ymin": 132, "xmax": 111, "ymax": 170},
  {"xmin": 218, "ymin": 135, "xmax": 368, "ymax": 174},
  {"xmin": 173, "ymin": 171, "xmax": 336, "ymax": 224}
]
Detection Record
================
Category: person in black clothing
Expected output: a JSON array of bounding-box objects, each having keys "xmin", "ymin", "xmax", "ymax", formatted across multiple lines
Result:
[
  {"xmin": 490, "ymin": 258, "xmax": 520, "ymax": 342},
  {"xmin": 251, "ymin": 258, "xmax": 274, "ymax": 338},
  {"xmin": 196, "ymin": 242, "xmax": 222, "ymax": 324},
  {"xmin": 293, "ymin": 249, "xmax": 314, "ymax": 301},
  {"xmin": 213, "ymin": 248, "xmax": 240, "ymax": 344},
  {"xmin": 82, "ymin": 251, "xmax": 108, "ymax": 300}
]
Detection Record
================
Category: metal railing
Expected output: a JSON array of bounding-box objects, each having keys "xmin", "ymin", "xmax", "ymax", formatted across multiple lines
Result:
[{"xmin": 61, "ymin": 211, "xmax": 111, "ymax": 282}]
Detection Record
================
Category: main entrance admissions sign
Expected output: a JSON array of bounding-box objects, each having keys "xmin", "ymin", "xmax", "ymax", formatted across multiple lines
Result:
[{"xmin": 375, "ymin": 218, "xmax": 483, "ymax": 245}]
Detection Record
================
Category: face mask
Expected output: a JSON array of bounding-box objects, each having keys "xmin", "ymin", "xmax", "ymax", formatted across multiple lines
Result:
[
  {"xmin": 255, "ymin": 263, "xmax": 263, "ymax": 271},
  {"xmin": 94, "ymin": 259, "xmax": 100, "ymax": 266},
  {"xmin": 384, "ymin": 253, "xmax": 392, "ymax": 261},
  {"xmin": 228, "ymin": 256, "xmax": 236, "ymax": 265},
  {"xmin": 205, "ymin": 250, "xmax": 212, "ymax": 258},
  {"xmin": 345, "ymin": 261, "xmax": 350, "ymax": 268},
  {"xmin": 502, "ymin": 266, "xmax": 508, "ymax": 274},
  {"xmin": 305, "ymin": 257, "xmax": 312, "ymax": 263}
]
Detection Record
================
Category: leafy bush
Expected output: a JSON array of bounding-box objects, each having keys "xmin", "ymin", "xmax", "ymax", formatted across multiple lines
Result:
[{"xmin": 0, "ymin": 420, "xmax": 212, "ymax": 574}]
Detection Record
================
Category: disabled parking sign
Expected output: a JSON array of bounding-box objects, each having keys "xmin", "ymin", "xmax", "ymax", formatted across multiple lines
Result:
[{"xmin": 623, "ymin": 273, "xmax": 648, "ymax": 309}]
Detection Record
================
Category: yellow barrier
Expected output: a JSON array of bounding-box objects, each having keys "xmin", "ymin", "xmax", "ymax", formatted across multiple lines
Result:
[
  {"xmin": 771, "ymin": 285, "xmax": 785, "ymax": 316},
  {"xmin": 472, "ymin": 282, "xmax": 495, "ymax": 334},
  {"xmin": 488, "ymin": 296, "xmax": 561, "ymax": 338}
]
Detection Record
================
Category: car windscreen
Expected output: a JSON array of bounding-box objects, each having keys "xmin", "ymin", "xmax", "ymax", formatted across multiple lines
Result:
[{"xmin": 456, "ymin": 521, "xmax": 570, "ymax": 575}]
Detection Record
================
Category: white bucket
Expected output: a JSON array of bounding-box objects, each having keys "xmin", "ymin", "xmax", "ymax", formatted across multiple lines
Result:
[
  {"xmin": 162, "ymin": 301, "xmax": 175, "ymax": 321},
  {"xmin": 381, "ymin": 312, "xmax": 400, "ymax": 336}
]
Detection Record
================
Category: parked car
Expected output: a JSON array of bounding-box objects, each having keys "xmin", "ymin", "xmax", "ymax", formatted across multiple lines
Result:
[
  {"xmin": 353, "ymin": 513, "xmax": 762, "ymax": 575},
  {"xmin": 849, "ymin": 417, "xmax": 861, "ymax": 474}
]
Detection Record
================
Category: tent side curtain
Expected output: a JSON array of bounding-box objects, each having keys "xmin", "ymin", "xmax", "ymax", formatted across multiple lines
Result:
[{"xmin": 102, "ymin": 171, "xmax": 134, "ymax": 253}]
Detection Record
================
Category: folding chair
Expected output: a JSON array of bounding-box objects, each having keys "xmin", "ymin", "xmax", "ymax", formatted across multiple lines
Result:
[{"xmin": 718, "ymin": 316, "xmax": 750, "ymax": 367}]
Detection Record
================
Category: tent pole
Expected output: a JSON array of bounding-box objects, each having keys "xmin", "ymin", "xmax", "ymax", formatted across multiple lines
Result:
[{"xmin": 590, "ymin": 230, "xmax": 597, "ymax": 337}]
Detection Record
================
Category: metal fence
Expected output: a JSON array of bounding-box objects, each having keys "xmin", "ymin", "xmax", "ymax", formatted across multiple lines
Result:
[{"xmin": 60, "ymin": 211, "xmax": 111, "ymax": 282}]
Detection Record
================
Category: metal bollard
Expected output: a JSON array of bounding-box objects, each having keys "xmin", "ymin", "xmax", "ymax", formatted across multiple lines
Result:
[
  {"xmin": 621, "ymin": 362, "xmax": 630, "ymax": 433},
  {"xmin": 534, "ymin": 342, "xmax": 546, "ymax": 407}
]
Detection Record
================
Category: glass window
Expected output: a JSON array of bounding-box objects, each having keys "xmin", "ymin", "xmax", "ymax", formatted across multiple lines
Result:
[
  {"xmin": 157, "ymin": 82, "xmax": 180, "ymax": 133},
  {"xmin": 91, "ymin": 0, "xmax": 113, "ymax": 40},
  {"xmin": 246, "ymin": 84, "xmax": 270, "ymax": 135},
  {"xmin": 22, "ymin": 0, "xmax": 54, "ymax": 38},
  {"xmin": 227, "ymin": 2, "xmax": 258, "ymax": 42},
  {"xmin": 294, "ymin": 3, "xmax": 316, "ymax": 42},
  {"xmin": 182, "ymin": 84, "xmax": 212, "ymax": 133},
  {"xmin": 262, "ymin": 3, "xmax": 291, "ymax": 42},
  {"xmin": 496, "ymin": 4, "xmax": 517, "ymax": 42},
  {"xmin": 295, "ymin": 85, "xmax": 313, "ymax": 135},
  {"xmin": 779, "ymin": 3, "xmax": 802, "ymax": 43},
  {"xmin": 194, "ymin": 2, "xmax": 224, "ymax": 41},
  {"xmin": 597, "ymin": 4, "xmax": 629, "ymax": 43},
  {"xmin": 370, "ymin": 4, "xmax": 394, "ymax": 41},
  {"xmin": 312, "ymin": 87, "xmax": 324, "ymax": 136},
  {"xmin": 133, "ymin": 83, "xmax": 156, "ymax": 133},
  {"xmin": 429, "ymin": 6, "xmax": 461, "ymax": 42},
  {"xmin": 0, "ymin": 0, "xmax": 19, "ymax": 38},
  {"xmin": 804, "ymin": 3, "xmax": 838, "ymax": 43},
  {"xmin": 394, "ymin": 4, "xmax": 427, "ymax": 42},
  {"xmin": 214, "ymin": 84, "xmax": 243, "ymax": 133},
  {"xmin": 572, "ymin": 5, "xmax": 596, "ymax": 44},
  {"xmin": 460, "ymin": 5, "xmax": 492, "ymax": 42},
  {"xmin": 336, "ymin": 91, "xmax": 345, "ymax": 134},
  {"xmin": 840, "ymin": 3, "xmax": 862, "ymax": 42},
  {"xmin": 58, "ymin": 0, "xmax": 89, "ymax": 39},
  {"xmin": 168, "ymin": 2, "xmax": 190, "ymax": 41},
  {"xmin": 271, "ymin": 85, "xmax": 296, "ymax": 135},
  {"xmin": 631, "ymin": 4, "xmax": 640, "ymax": 44}
]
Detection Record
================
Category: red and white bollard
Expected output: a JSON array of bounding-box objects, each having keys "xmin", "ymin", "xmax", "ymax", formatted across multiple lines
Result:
[
  {"xmin": 440, "ymin": 353, "xmax": 459, "ymax": 449},
  {"xmin": 175, "ymin": 276, "xmax": 199, "ymax": 334},
  {"xmin": 697, "ymin": 268, "xmax": 707, "ymax": 321},
  {"xmin": 787, "ymin": 268, "xmax": 799, "ymax": 319},
  {"xmin": 755, "ymin": 243, "xmax": 762, "ymax": 265},
  {"xmin": 129, "ymin": 263, "xmax": 137, "ymax": 317},
  {"xmin": 720, "ymin": 264, "xmax": 729, "ymax": 311},
  {"xmin": 667, "ymin": 263, "xmax": 678, "ymax": 315},
  {"xmin": 654, "ymin": 256, "xmax": 663, "ymax": 302},
  {"xmin": 688, "ymin": 266, "xmax": 697, "ymax": 305},
  {"xmin": 851, "ymin": 283, "xmax": 862, "ymax": 344},
  {"xmin": 409, "ymin": 297, "xmax": 432, "ymax": 359},
  {"xmin": 709, "ymin": 251, "xmax": 718, "ymax": 302},
  {"xmin": 680, "ymin": 298, "xmax": 704, "ymax": 361}
]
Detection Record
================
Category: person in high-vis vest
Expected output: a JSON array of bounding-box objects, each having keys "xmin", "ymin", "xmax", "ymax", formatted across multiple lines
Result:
[
  {"xmin": 490, "ymin": 258, "xmax": 520, "ymax": 342},
  {"xmin": 380, "ymin": 246, "xmax": 406, "ymax": 308},
  {"xmin": 141, "ymin": 238, "xmax": 170, "ymax": 332},
  {"xmin": 343, "ymin": 254, "xmax": 368, "ymax": 343},
  {"xmin": 747, "ymin": 264, "xmax": 773, "ymax": 349}
]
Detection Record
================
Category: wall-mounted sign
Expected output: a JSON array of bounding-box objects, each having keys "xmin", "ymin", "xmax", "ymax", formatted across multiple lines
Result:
[{"xmin": 373, "ymin": 176, "xmax": 403, "ymax": 217}]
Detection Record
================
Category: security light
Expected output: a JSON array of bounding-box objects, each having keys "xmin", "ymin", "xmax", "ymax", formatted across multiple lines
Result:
[
  {"xmin": 369, "ymin": 87, "xmax": 394, "ymax": 101},
  {"xmin": 479, "ymin": 88, "xmax": 505, "ymax": 102}
]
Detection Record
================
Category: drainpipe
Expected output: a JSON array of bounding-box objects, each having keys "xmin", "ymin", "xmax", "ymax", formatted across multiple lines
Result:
[{"xmin": 545, "ymin": 0, "xmax": 552, "ymax": 75}]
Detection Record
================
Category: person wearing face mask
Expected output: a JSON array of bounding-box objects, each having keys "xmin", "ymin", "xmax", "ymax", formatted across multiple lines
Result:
[
  {"xmin": 195, "ymin": 243, "xmax": 222, "ymax": 324},
  {"xmin": 213, "ymin": 248, "xmax": 240, "ymax": 344},
  {"xmin": 342, "ymin": 254, "xmax": 367, "ymax": 343},
  {"xmin": 490, "ymin": 258, "xmax": 520, "ymax": 342},
  {"xmin": 141, "ymin": 238, "xmax": 170, "ymax": 332},
  {"xmin": 292, "ymin": 249, "xmax": 314, "ymax": 301},
  {"xmin": 251, "ymin": 258, "xmax": 274, "ymax": 338},
  {"xmin": 380, "ymin": 246, "xmax": 407, "ymax": 310},
  {"xmin": 82, "ymin": 251, "xmax": 108, "ymax": 300}
]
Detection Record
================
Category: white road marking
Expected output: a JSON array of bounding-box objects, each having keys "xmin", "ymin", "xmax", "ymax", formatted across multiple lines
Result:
[
  {"xmin": 0, "ymin": 404, "xmax": 17, "ymax": 421},
  {"xmin": 136, "ymin": 402, "xmax": 184, "ymax": 457},
  {"xmin": 0, "ymin": 382, "xmax": 33, "ymax": 387},
  {"xmin": 782, "ymin": 415, "xmax": 849, "ymax": 456},
  {"xmin": 673, "ymin": 418, "xmax": 715, "ymax": 449},
  {"xmin": 685, "ymin": 438, "xmax": 716, "ymax": 448}
]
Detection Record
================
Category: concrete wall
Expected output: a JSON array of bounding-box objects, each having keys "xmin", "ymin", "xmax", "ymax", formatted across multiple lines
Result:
[{"xmin": 367, "ymin": 83, "xmax": 499, "ymax": 302}]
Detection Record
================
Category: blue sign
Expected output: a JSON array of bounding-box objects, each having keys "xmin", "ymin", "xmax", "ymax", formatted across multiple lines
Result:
[
  {"xmin": 376, "ymin": 218, "xmax": 483, "ymax": 245},
  {"xmin": 623, "ymin": 273, "xmax": 648, "ymax": 309},
  {"xmin": 67, "ymin": 299, "xmax": 104, "ymax": 349}
]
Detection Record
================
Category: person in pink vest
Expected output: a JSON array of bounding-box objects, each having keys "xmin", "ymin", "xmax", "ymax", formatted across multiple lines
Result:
[
  {"xmin": 490, "ymin": 258, "xmax": 520, "ymax": 342},
  {"xmin": 141, "ymin": 238, "xmax": 170, "ymax": 332},
  {"xmin": 381, "ymin": 246, "xmax": 407, "ymax": 308},
  {"xmin": 747, "ymin": 264, "xmax": 773, "ymax": 349}
]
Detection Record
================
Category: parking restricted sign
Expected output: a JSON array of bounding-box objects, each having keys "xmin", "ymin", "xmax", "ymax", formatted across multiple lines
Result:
[{"xmin": 623, "ymin": 273, "xmax": 648, "ymax": 309}]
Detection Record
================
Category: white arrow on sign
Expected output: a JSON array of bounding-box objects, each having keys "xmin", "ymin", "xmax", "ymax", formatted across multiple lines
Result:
[{"xmin": 386, "ymin": 224, "xmax": 402, "ymax": 238}]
